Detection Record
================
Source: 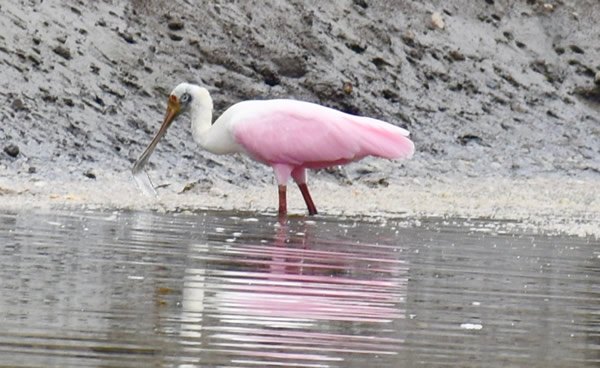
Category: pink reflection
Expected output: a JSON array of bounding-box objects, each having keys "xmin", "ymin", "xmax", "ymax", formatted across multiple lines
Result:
[{"xmin": 180, "ymin": 220, "xmax": 408, "ymax": 365}]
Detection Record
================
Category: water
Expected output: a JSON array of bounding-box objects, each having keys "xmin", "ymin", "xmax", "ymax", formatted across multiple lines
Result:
[{"xmin": 0, "ymin": 210, "xmax": 598, "ymax": 367}]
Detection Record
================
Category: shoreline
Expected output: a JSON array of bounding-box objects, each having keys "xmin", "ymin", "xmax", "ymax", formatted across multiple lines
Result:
[{"xmin": 0, "ymin": 173, "xmax": 598, "ymax": 238}]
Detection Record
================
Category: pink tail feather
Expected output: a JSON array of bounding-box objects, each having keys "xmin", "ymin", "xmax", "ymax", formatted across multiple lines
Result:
[{"xmin": 352, "ymin": 116, "xmax": 415, "ymax": 160}]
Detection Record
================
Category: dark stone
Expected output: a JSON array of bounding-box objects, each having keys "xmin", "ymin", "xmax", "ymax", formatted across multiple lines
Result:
[
  {"xmin": 262, "ymin": 69, "xmax": 280, "ymax": 86},
  {"xmin": 11, "ymin": 98, "xmax": 25, "ymax": 111},
  {"xmin": 169, "ymin": 33, "xmax": 183, "ymax": 41},
  {"xmin": 569, "ymin": 44, "xmax": 584, "ymax": 54},
  {"xmin": 371, "ymin": 57, "xmax": 390, "ymax": 70},
  {"xmin": 346, "ymin": 42, "xmax": 367, "ymax": 54},
  {"xmin": 274, "ymin": 56, "xmax": 308, "ymax": 78},
  {"xmin": 458, "ymin": 134, "xmax": 483, "ymax": 146},
  {"xmin": 574, "ymin": 86, "xmax": 600, "ymax": 104},
  {"xmin": 52, "ymin": 45, "xmax": 72, "ymax": 60},
  {"xmin": 83, "ymin": 169, "xmax": 96, "ymax": 179},
  {"xmin": 252, "ymin": 64, "xmax": 281, "ymax": 86},
  {"xmin": 118, "ymin": 31, "xmax": 136, "ymax": 44},
  {"xmin": 448, "ymin": 50, "xmax": 466, "ymax": 61},
  {"xmin": 4, "ymin": 144, "xmax": 19, "ymax": 157},
  {"xmin": 168, "ymin": 20, "xmax": 184, "ymax": 31},
  {"xmin": 353, "ymin": 0, "xmax": 368, "ymax": 9}
]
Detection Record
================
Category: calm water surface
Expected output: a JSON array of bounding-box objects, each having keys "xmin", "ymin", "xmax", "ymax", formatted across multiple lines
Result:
[{"xmin": 0, "ymin": 210, "xmax": 598, "ymax": 367}]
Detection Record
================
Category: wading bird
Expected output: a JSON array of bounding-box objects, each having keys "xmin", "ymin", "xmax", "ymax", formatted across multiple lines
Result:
[{"xmin": 132, "ymin": 83, "xmax": 414, "ymax": 216}]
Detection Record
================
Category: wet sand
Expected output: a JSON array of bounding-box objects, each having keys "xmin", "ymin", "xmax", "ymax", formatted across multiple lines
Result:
[{"xmin": 1, "ymin": 174, "xmax": 598, "ymax": 238}]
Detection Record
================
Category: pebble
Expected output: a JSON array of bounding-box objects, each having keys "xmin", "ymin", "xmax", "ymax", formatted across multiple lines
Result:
[
  {"xmin": 448, "ymin": 50, "xmax": 466, "ymax": 61},
  {"xmin": 83, "ymin": 169, "xmax": 96, "ymax": 179},
  {"xmin": 431, "ymin": 12, "xmax": 445, "ymax": 29},
  {"xmin": 342, "ymin": 81, "xmax": 353, "ymax": 94},
  {"xmin": 3, "ymin": 144, "xmax": 19, "ymax": 157},
  {"xmin": 168, "ymin": 20, "xmax": 184, "ymax": 31},
  {"xmin": 169, "ymin": 33, "xmax": 183, "ymax": 41},
  {"xmin": 52, "ymin": 45, "xmax": 72, "ymax": 60},
  {"xmin": 10, "ymin": 99, "xmax": 25, "ymax": 111}
]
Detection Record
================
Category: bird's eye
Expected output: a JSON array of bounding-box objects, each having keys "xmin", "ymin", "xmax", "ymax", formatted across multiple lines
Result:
[{"xmin": 180, "ymin": 93, "xmax": 191, "ymax": 103}]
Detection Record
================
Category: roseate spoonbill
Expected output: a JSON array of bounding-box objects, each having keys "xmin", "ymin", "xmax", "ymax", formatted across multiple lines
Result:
[{"xmin": 132, "ymin": 83, "xmax": 414, "ymax": 216}]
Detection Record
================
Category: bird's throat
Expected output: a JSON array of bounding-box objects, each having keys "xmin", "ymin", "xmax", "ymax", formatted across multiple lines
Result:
[{"xmin": 190, "ymin": 104, "xmax": 214, "ymax": 149}]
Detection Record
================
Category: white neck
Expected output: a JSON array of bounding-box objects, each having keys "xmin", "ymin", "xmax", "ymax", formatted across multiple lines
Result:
[
  {"xmin": 188, "ymin": 87, "xmax": 215, "ymax": 151},
  {"xmin": 183, "ymin": 84, "xmax": 241, "ymax": 155}
]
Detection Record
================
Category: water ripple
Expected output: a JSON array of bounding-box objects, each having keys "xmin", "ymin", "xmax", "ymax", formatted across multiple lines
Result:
[{"xmin": 0, "ymin": 210, "xmax": 598, "ymax": 367}]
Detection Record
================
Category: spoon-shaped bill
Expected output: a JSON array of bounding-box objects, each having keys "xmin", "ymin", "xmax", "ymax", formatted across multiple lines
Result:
[{"xmin": 131, "ymin": 106, "xmax": 178, "ymax": 196}]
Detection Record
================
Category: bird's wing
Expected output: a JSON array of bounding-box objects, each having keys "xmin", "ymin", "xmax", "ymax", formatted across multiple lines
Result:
[{"xmin": 231, "ymin": 100, "xmax": 365, "ymax": 166}]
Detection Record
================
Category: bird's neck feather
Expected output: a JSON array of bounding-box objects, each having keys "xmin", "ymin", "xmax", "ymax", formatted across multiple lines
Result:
[
  {"xmin": 188, "ymin": 88, "xmax": 240, "ymax": 155},
  {"xmin": 189, "ymin": 91, "xmax": 215, "ymax": 151}
]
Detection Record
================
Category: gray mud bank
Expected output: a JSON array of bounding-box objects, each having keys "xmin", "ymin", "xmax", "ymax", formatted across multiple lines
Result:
[{"xmin": 0, "ymin": 1, "xmax": 599, "ymax": 236}]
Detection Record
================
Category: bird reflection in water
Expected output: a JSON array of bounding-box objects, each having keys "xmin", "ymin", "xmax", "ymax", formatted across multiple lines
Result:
[{"xmin": 177, "ymin": 218, "xmax": 408, "ymax": 366}]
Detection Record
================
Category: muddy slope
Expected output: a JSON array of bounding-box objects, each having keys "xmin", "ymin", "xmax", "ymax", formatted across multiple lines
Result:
[{"xmin": 1, "ymin": 0, "xmax": 599, "ymax": 190}]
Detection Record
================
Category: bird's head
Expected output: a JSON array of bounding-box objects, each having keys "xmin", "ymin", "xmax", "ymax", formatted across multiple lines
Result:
[
  {"xmin": 131, "ymin": 83, "xmax": 206, "ymax": 176},
  {"xmin": 163, "ymin": 83, "xmax": 194, "ymax": 127}
]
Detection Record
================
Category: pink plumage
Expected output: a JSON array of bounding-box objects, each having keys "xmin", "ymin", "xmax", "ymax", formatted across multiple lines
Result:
[{"xmin": 232, "ymin": 100, "xmax": 414, "ymax": 169}]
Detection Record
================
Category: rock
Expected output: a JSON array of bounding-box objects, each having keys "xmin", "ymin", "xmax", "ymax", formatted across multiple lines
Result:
[
  {"xmin": 569, "ymin": 44, "xmax": 584, "ymax": 54},
  {"xmin": 353, "ymin": 0, "xmax": 368, "ymax": 9},
  {"xmin": 28, "ymin": 54, "xmax": 41, "ymax": 66},
  {"xmin": 543, "ymin": 3, "xmax": 555, "ymax": 12},
  {"xmin": 458, "ymin": 134, "xmax": 483, "ymax": 146},
  {"xmin": 346, "ymin": 42, "xmax": 367, "ymax": 54},
  {"xmin": 263, "ymin": 70, "xmax": 280, "ymax": 86},
  {"xmin": 180, "ymin": 178, "xmax": 213, "ymax": 194},
  {"xmin": 167, "ymin": 20, "xmax": 184, "ymax": 31},
  {"xmin": 448, "ymin": 50, "xmax": 466, "ymax": 61},
  {"xmin": 595, "ymin": 71, "xmax": 600, "ymax": 85},
  {"xmin": 574, "ymin": 86, "xmax": 600, "ymax": 104},
  {"xmin": 4, "ymin": 144, "xmax": 19, "ymax": 157},
  {"xmin": 252, "ymin": 64, "xmax": 280, "ymax": 86},
  {"xmin": 274, "ymin": 56, "xmax": 308, "ymax": 78},
  {"xmin": 52, "ymin": 45, "xmax": 71, "ymax": 60},
  {"xmin": 118, "ymin": 31, "xmax": 136, "ymax": 44},
  {"xmin": 431, "ymin": 12, "xmax": 445, "ymax": 29},
  {"xmin": 371, "ymin": 57, "xmax": 390, "ymax": 70},
  {"xmin": 83, "ymin": 169, "xmax": 96, "ymax": 179},
  {"xmin": 70, "ymin": 6, "xmax": 82, "ymax": 15},
  {"xmin": 342, "ymin": 81, "xmax": 353, "ymax": 95},
  {"xmin": 10, "ymin": 98, "xmax": 25, "ymax": 111},
  {"xmin": 169, "ymin": 33, "xmax": 183, "ymax": 41},
  {"xmin": 401, "ymin": 30, "xmax": 416, "ymax": 47}
]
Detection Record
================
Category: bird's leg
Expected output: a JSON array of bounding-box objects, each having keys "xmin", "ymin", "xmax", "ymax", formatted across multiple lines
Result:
[
  {"xmin": 273, "ymin": 164, "xmax": 293, "ymax": 217},
  {"xmin": 297, "ymin": 183, "xmax": 318, "ymax": 215},
  {"xmin": 292, "ymin": 167, "xmax": 318, "ymax": 216},
  {"xmin": 278, "ymin": 185, "xmax": 287, "ymax": 217}
]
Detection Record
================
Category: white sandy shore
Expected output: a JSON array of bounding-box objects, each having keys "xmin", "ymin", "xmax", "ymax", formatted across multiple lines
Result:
[{"xmin": 0, "ymin": 173, "xmax": 598, "ymax": 238}]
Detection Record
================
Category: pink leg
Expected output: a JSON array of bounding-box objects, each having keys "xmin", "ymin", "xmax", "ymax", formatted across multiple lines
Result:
[
  {"xmin": 273, "ymin": 164, "xmax": 293, "ymax": 217},
  {"xmin": 292, "ymin": 168, "xmax": 318, "ymax": 216},
  {"xmin": 278, "ymin": 185, "xmax": 287, "ymax": 216},
  {"xmin": 298, "ymin": 183, "xmax": 318, "ymax": 215}
]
